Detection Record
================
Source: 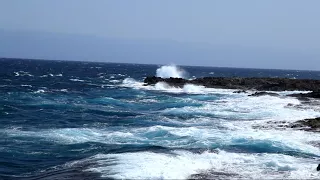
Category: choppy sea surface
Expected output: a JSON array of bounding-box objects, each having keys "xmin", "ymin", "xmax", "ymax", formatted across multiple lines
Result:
[{"xmin": 1, "ymin": 58, "xmax": 320, "ymax": 179}]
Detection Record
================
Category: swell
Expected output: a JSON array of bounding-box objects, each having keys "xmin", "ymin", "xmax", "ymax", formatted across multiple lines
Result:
[{"xmin": 1, "ymin": 60, "xmax": 320, "ymax": 179}]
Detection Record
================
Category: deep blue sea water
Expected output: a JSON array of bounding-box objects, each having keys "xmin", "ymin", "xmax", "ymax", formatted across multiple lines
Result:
[{"xmin": 1, "ymin": 58, "xmax": 320, "ymax": 179}]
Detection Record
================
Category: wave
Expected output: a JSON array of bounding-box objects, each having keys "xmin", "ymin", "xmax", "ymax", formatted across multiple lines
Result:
[
  {"xmin": 39, "ymin": 73, "xmax": 63, "ymax": 77},
  {"xmin": 33, "ymin": 89, "xmax": 46, "ymax": 93},
  {"xmin": 156, "ymin": 65, "xmax": 186, "ymax": 78},
  {"xmin": 162, "ymin": 95, "xmax": 320, "ymax": 120},
  {"xmin": 5, "ymin": 124, "xmax": 319, "ymax": 179},
  {"xmin": 21, "ymin": 84, "xmax": 32, "ymax": 87},
  {"xmin": 4, "ymin": 122, "xmax": 320, "ymax": 156},
  {"xmin": 69, "ymin": 78, "xmax": 85, "ymax": 82},
  {"xmin": 121, "ymin": 78, "xmax": 236, "ymax": 95},
  {"xmin": 14, "ymin": 71, "xmax": 34, "ymax": 77}
]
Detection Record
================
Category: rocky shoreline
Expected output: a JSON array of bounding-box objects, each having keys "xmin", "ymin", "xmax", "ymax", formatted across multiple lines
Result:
[
  {"xmin": 253, "ymin": 117, "xmax": 320, "ymax": 132},
  {"xmin": 290, "ymin": 117, "xmax": 320, "ymax": 132},
  {"xmin": 144, "ymin": 76, "xmax": 320, "ymax": 92},
  {"xmin": 144, "ymin": 76, "xmax": 320, "ymax": 132},
  {"xmin": 144, "ymin": 76, "xmax": 320, "ymax": 99}
]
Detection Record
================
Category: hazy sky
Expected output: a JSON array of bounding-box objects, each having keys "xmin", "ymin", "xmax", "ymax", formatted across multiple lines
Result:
[{"xmin": 0, "ymin": 0, "xmax": 319, "ymax": 70}]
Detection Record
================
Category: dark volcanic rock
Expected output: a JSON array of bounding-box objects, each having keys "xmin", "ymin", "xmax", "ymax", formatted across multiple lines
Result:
[
  {"xmin": 233, "ymin": 90, "xmax": 247, "ymax": 93},
  {"xmin": 248, "ymin": 91, "xmax": 279, "ymax": 97},
  {"xmin": 144, "ymin": 76, "xmax": 320, "ymax": 92},
  {"xmin": 290, "ymin": 117, "xmax": 320, "ymax": 131},
  {"xmin": 288, "ymin": 91, "xmax": 320, "ymax": 99},
  {"xmin": 254, "ymin": 118, "xmax": 320, "ymax": 132},
  {"xmin": 317, "ymin": 164, "xmax": 320, "ymax": 171},
  {"xmin": 144, "ymin": 76, "xmax": 187, "ymax": 87}
]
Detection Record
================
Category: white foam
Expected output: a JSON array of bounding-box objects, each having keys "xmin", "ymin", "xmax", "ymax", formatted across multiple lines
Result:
[
  {"xmin": 163, "ymin": 95, "xmax": 320, "ymax": 121},
  {"xmin": 154, "ymin": 82, "xmax": 221, "ymax": 94},
  {"xmin": 121, "ymin": 78, "xmax": 236, "ymax": 95},
  {"xmin": 4, "ymin": 123, "xmax": 320, "ymax": 156},
  {"xmin": 14, "ymin": 71, "xmax": 33, "ymax": 77},
  {"xmin": 34, "ymin": 89, "xmax": 46, "ymax": 93},
  {"xmin": 156, "ymin": 65, "xmax": 186, "ymax": 78},
  {"xmin": 121, "ymin": 78, "xmax": 145, "ymax": 88},
  {"xmin": 86, "ymin": 150, "xmax": 320, "ymax": 179},
  {"xmin": 154, "ymin": 82, "xmax": 208, "ymax": 94},
  {"xmin": 182, "ymin": 84, "xmax": 206, "ymax": 93},
  {"xmin": 109, "ymin": 80, "xmax": 121, "ymax": 83},
  {"xmin": 21, "ymin": 84, "xmax": 32, "ymax": 87},
  {"xmin": 3, "ymin": 128, "xmax": 137, "ymax": 144},
  {"xmin": 40, "ymin": 74, "xmax": 63, "ymax": 77},
  {"xmin": 70, "ymin": 78, "xmax": 85, "ymax": 82}
]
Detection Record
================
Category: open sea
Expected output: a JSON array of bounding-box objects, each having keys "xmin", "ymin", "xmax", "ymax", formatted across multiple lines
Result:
[{"xmin": 1, "ymin": 58, "xmax": 320, "ymax": 179}]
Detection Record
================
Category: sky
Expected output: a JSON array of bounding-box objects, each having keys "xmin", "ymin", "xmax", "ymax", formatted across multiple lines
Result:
[{"xmin": 0, "ymin": 0, "xmax": 319, "ymax": 70}]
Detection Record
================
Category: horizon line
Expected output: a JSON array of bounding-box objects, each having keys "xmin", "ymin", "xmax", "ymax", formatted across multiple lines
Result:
[{"xmin": 1, "ymin": 57, "xmax": 319, "ymax": 72}]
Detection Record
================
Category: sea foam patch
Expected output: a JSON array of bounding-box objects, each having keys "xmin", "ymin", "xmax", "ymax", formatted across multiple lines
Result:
[{"xmin": 85, "ymin": 150, "xmax": 320, "ymax": 179}]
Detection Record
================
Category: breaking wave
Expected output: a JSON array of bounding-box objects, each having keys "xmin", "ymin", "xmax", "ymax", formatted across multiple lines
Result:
[{"xmin": 156, "ymin": 65, "xmax": 186, "ymax": 78}]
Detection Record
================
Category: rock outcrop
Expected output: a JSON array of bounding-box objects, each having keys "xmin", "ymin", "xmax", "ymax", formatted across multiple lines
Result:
[
  {"xmin": 248, "ymin": 91, "xmax": 279, "ymax": 97},
  {"xmin": 144, "ymin": 76, "xmax": 320, "ymax": 92},
  {"xmin": 287, "ymin": 91, "xmax": 320, "ymax": 99},
  {"xmin": 290, "ymin": 117, "xmax": 320, "ymax": 131}
]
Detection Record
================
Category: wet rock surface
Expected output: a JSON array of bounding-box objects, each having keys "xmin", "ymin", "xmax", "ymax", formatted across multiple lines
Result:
[
  {"xmin": 144, "ymin": 76, "xmax": 320, "ymax": 91},
  {"xmin": 287, "ymin": 91, "xmax": 320, "ymax": 99},
  {"xmin": 233, "ymin": 90, "xmax": 247, "ymax": 93},
  {"xmin": 290, "ymin": 117, "xmax": 320, "ymax": 131},
  {"xmin": 254, "ymin": 118, "xmax": 320, "ymax": 132}
]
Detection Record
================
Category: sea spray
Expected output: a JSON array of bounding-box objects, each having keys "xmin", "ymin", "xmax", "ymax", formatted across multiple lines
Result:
[{"xmin": 156, "ymin": 65, "xmax": 186, "ymax": 78}]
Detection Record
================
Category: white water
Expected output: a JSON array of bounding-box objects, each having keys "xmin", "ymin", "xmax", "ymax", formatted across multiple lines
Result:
[
  {"xmin": 87, "ymin": 150, "xmax": 319, "ymax": 179},
  {"xmin": 156, "ymin": 65, "xmax": 186, "ymax": 78},
  {"xmin": 4, "ymin": 90, "xmax": 320, "ymax": 179},
  {"xmin": 122, "ymin": 77, "xmax": 236, "ymax": 95},
  {"xmin": 6, "ymin": 65, "xmax": 320, "ymax": 179}
]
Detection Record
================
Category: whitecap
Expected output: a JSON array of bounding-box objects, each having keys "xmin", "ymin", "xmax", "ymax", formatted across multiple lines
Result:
[
  {"xmin": 34, "ymin": 89, "xmax": 46, "ymax": 93},
  {"xmin": 21, "ymin": 84, "xmax": 32, "ymax": 87},
  {"xmin": 70, "ymin": 78, "xmax": 85, "ymax": 82}
]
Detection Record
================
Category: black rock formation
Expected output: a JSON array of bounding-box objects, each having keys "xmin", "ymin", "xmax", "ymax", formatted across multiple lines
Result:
[
  {"xmin": 287, "ymin": 91, "xmax": 320, "ymax": 99},
  {"xmin": 144, "ymin": 76, "xmax": 320, "ymax": 92},
  {"xmin": 290, "ymin": 117, "xmax": 320, "ymax": 131},
  {"xmin": 248, "ymin": 91, "xmax": 279, "ymax": 97},
  {"xmin": 233, "ymin": 90, "xmax": 247, "ymax": 93}
]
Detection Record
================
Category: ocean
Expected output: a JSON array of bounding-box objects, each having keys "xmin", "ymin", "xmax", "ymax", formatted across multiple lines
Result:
[{"xmin": 1, "ymin": 58, "xmax": 320, "ymax": 179}]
